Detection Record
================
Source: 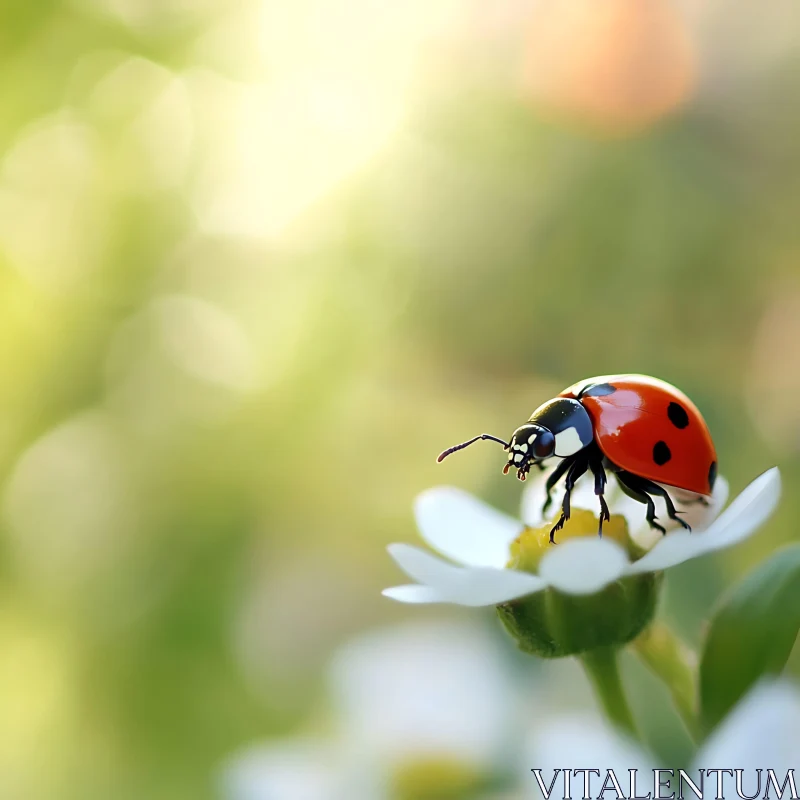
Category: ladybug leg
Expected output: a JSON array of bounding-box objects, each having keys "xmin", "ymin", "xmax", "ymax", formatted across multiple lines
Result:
[
  {"xmin": 549, "ymin": 456, "xmax": 589, "ymax": 543},
  {"xmin": 542, "ymin": 457, "xmax": 573, "ymax": 517},
  {"xmin": 614, "ymin": 471, "xmax": 667, "ymax": 535},
  {"xmin": 587, "ymin": 449, "xmax": 611, "ymax": 536},
  {"xmin": 632, "ymin": 478, "xmax": 692, "ymax": 532}
]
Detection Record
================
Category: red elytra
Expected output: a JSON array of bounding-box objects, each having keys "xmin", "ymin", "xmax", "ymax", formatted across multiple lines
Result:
[{"xmin": 560, "ymin": 374, "xmax": 717, "ymax": 497}]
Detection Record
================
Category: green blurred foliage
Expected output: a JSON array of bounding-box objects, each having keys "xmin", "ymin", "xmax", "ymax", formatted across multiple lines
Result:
[
  {"xmin": 700, "ymin": 544, "xmax": 800, "ymax": 733},
  {"xmin": 0, "ymin": 0, "xmax": 797, "ymax": 797}
]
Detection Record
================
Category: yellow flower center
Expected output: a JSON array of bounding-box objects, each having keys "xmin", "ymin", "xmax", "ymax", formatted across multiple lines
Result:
[
  {"xmin": 498, "ymin": 510, "xmax": 661, "ymax": 658},
  {"xmin": 507, "ymin": 509, "xmax": 641, "ymax": 573}
]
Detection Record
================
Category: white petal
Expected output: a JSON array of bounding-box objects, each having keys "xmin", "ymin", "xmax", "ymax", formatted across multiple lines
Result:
[
  {"xmin": 440, "ymin": 565, "xmax": 547, "ymax": 606},
  {"xmin": 414, "ymin": 487, "xmax": 522, "ymax": 568},
  {"xmin": 686, "ymin": 475, "xmax": 729, "ymax": 530},
  {"xmin": 381, "ymin": 584, "xmax": 447, "ymax": 603},
  {"xmin": 626, "ymin": 468, "xmax": 780, "ymax": 574},
  {"xmin": 538, "ymin": 537, "xmax": 629, "ymax": 595},
  {"xmin": 386, "ymin": 543, "xmax": 546, "ymax": 606},
  {"xmin": 695, "ymin": 680, "xmax": 800, "ymax": 771},
  {"xmin": 387, "ymin": 543, "xmax": 465, "ymax": 587}
]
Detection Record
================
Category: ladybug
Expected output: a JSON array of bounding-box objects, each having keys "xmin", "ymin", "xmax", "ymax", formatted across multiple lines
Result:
[{"xmin": 437, "ymin": 374, "xmax": 717, "ymax": 542}]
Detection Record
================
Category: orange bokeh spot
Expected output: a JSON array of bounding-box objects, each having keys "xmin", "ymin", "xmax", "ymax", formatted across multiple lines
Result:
[{"xmin": 521, "ymin": 0, "xmax": 697, "ymax": 134}]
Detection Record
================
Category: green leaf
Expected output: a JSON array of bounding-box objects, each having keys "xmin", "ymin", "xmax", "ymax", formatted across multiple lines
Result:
[{"xmin": 699, "ymin": 544, "xmax": 800, "ymax": 733}]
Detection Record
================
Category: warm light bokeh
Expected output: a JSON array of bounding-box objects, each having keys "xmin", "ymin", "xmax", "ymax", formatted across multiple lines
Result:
[{"xmin": 0, "ymin": 0, "xmax": 796, "ymax": 797}]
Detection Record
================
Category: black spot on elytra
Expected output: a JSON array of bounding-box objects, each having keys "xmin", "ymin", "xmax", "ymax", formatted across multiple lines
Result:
[
  {"xmin": 653, "ymin": 441, "xmax": 672, "ymax": 466},
  {"xmin": 667, "ymin": 402, "xmax": 689, "ymax": 429},
  {"xmin": 708, "ymin": 460, "xmax": 717, "ymax": 490},
  {"xmin": 581, "ymin": 382, "xmax": 617, "ymax": 397}
]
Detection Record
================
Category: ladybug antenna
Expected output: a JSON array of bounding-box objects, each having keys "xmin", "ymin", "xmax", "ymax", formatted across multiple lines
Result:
[{"xmin": 437, "ymin": 434, "xmax": 510, "ymax": 463}]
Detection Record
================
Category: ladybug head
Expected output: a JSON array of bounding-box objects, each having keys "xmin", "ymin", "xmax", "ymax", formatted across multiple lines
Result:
[
  {"xmin": 502, "ymin": 424, "xmax": 556, "ymax": 481},
  {"xmin": 436, "ymin": 423, "xmax": 555, "ymax": 482}
]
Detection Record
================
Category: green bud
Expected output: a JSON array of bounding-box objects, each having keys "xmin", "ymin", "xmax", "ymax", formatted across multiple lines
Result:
[{"xmin": 497, "ymin": 510, "xmax": 661, "ymax": 658}]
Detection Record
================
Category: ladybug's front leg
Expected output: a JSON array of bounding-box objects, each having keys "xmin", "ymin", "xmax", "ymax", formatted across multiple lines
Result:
[
  {"xmin": 549, "ymin": 455, "xmax": 589, "ymax": 543},
  {"xmin": 541, "ymin": 457, "xmax": 573, "ymax": 517}
]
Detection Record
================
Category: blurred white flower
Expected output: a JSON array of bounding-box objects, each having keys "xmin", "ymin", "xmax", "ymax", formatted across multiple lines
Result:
[
  {"xmin": 695, "ymin": 680, "xmax": 800, "ymax": 770},
  {"xmin": 530, "ymin": 714, "xmax": 655, "ymax": 782},
  {"xmin": 329, "ymin": 620, "xmax": 517, "ymax": 772},
  {"xmin": 383, "ymin": 468, "xmax": 780, "ymax": 606},
  {"xmin": 222, "ymin": 619, "xmax": 521, "ymax": 800},
  {"xmin": 525, "ymin": 680, "xmax": 800, "ymax": 796},
  {"xmin": 219, "ymin": 739, "xmax": 370, "ymax": 800}
]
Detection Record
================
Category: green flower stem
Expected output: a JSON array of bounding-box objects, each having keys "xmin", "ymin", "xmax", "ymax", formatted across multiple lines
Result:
[
  {"xmin": 631, "ymin": 621, "xmax": 702, "ymax": 742},
  {"xmin": 580, "ymin": 647, "xmax": 640, "ymax": 741}
]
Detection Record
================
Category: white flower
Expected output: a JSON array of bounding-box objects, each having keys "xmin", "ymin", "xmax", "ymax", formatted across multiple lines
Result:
[
  {"xmin": 329, "ymin": 619, "xmax": 517, "ymax": 771},
  {"xmin": 219, "ymin": 739, "xmax": 365, "ymax": 800},
  {"xmin": 525, "ymin": 680, "xmax": 800, "ymax": 796},
  {"xmin": 221, "ymin": 620, "xmax": 522, "ymax": 800},
  {"xmin": 383, "ymin": 467, "xmax": 781, "ymax": 606}
]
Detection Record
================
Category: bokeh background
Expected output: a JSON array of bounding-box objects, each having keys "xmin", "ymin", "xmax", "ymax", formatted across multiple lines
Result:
[{"xmin": 0, "ymin": 0, "xmax": 799, "ymax": 797}]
